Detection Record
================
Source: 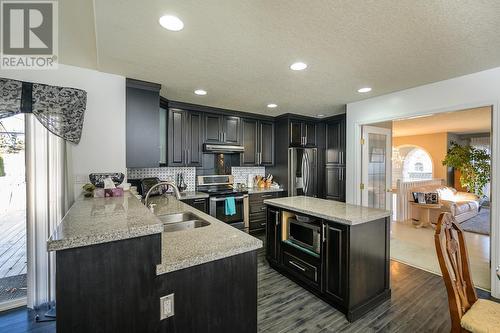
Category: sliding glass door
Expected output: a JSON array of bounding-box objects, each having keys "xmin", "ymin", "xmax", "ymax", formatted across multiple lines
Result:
[{"xmin": 0, "ymin": 114, "xmax": 27, "ymax": 310}]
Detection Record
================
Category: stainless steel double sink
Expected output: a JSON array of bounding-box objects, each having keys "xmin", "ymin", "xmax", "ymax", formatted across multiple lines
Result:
[{"xmin": 157, "ymin": 212, "xmax": 210, "ymax": 232}]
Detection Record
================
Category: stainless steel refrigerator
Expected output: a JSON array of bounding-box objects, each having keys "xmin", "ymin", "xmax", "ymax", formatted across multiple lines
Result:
[{"xmin": 288, "ymin": 148, "xmax": 317, "ymax": 197}]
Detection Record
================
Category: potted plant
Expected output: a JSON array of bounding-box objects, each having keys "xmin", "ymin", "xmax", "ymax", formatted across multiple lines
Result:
[{"xmin": 442, "ymin": 142, "xmax": 490, "ymax": 196}]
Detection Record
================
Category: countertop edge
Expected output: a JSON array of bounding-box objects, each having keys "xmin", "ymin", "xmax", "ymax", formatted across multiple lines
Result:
[
  {"xmin": 47, "ymin": 224, "xmax": 164, "ymax": 252},
  {"xmin": 156, "ymin": 240, "xmax": 263, "ymax": 275}
]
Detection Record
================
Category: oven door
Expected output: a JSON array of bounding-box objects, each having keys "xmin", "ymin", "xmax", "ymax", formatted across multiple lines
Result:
[{"xmin": 209, "ymin": 194, "xmax": 249, "ymax": 229}]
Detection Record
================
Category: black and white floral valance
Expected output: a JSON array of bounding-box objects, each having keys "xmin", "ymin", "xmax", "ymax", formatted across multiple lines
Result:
[{"xmin": 0, "ymin": 77, "xmax": 87, "ymax": 144}]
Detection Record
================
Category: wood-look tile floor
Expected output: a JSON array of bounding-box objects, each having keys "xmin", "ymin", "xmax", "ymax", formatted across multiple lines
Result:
[
  {"xmin": 0, "ymin": 235, "xmax": 492, "ymax": 333},
  {"xmin": 257, "ymin": 234, "xmax": 490, "ymax": 333}
]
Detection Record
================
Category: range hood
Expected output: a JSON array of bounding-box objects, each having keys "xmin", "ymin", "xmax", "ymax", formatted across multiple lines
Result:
[{"xmin": 203, "ymin": 143, "xmax": 245, "ymax": 153}]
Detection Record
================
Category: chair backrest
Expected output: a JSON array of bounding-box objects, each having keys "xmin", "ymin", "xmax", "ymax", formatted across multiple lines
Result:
[{"xmin": 434, "ymin": 212, "xmax": 478, "ymax": 331}]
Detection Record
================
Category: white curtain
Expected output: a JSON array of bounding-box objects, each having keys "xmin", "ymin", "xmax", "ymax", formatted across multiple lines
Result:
[{"xmin": 25, "ymin": 114, "xmax": 73, "ymax": 308}]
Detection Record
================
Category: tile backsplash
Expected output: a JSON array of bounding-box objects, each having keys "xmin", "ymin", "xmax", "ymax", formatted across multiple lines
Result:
[
  {"xmin": 231, "ymin": 167, "xmax": 266, "ymax": 185},
  {"xmin": 127, "ymin": 167, "xmax": 196, "ymax": 191}
]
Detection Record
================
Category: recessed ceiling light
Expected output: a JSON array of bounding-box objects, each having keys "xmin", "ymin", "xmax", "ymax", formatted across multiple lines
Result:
[
  {"xmin": 290, "ymin": 62, "xmax": 308, "ymax": 71},
  {"xmin": 194, "ymin": 89, "xmax": 207, "ymax": 96},
  {"xmin": 357, "ymin": 87, "xmax": 372, "ymax": 93},
  {"xmin": 159, "ymin": 15, "xmax": 184, "ymax": 31},
  {"xmin": 267, "ymin": 103, "xmax": 278, "ymax": 108},
  {"xmin": 317, "ymin": 114, "xmax": 325, "ymax": 118}
]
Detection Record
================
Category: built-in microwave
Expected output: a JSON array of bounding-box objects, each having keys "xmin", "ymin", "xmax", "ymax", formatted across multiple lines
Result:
[{"xmin": 286, "ymin": 218, "xmax": 321, "ymax": 254}]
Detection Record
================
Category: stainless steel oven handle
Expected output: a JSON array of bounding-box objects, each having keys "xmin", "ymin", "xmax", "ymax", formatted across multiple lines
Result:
[{"xmin": 210, "ymin": 195, "xmax": 248, "ymax": 202}]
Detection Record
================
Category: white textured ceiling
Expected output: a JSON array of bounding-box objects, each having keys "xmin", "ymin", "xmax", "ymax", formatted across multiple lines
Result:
[
  {"xmin": 62, "ymin": 1, "xmax": 500, "ymax": 117},
  {"xmin": 393, "ymin": 107, "xmax": 492, "ymax": 137}
]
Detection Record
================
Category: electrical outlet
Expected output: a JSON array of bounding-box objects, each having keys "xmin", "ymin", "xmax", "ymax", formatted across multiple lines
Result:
[{"xmin": 160, "ymin": 293, "xmax": 174, "ymax": 320}]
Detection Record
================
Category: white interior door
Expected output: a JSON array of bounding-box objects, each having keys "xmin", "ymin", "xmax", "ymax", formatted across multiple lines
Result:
[{"xmin": 361, "ymin": 126, "xmax": 392, "ymax": 210}]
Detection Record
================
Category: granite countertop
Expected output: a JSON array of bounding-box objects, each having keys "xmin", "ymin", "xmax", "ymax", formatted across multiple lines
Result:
[
  {"xmin": 149, "ymin": 196, "xmax": 262, "ymax": 274},
  {"xmin": 47, "ymin": 192, "xmax": 262, "ymax": 274},
  {"xmin": 47, "ymin": 192, "xmax": 164, "ymax": 252},
  {"xmin": 178, "ymin": 191, "xmax": 209, "ymax": 200},
  {"xmin": 264, "ymin": 196, "xmax": 390, "ymax": 225},
  {"xmin": 247, "ymin": 187, "xmax": 284, "ymax": 194}
]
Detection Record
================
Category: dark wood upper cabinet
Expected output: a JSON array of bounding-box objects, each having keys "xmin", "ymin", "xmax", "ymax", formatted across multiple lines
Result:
[
  {"xmin": 305, "ymin": 122, "xmax": 317, "ymax": 147},
  {"xmin": 203, "ymin": 113, "xmax": 241, "ymax": 144},
  {"xmin": 241, "ymin": 118, "xmax": 274, "ymax": 166},
  {"xmin": 168, "ymin": 108, "xmax": 203, "ymax": 167},
  {"xmin": 288, "ymin": 119, "xmax": 317, "ymax": 147},
  {"xmin": 126, "ymin": 79, "xmax": 161, "ymax": 168},
  {"xmin": 241, "ymin": 119, "xmax": 258, "ymax": 165},
  {"xmin": 168, "ymin": 109, "xmax": 185, "ymax": 166},
  {"xmin": 259, "ymin": 120, "xmax": 275, "ymax": 166},
  {"xmin": 290, "ymin": 121, "xmax": 303, "ymax": 146},
  {"xmin": 185, "ymin": 112, "xmax": 203, "ymax": 166},
  {"xmin": 204, "ymin": 113, "xmax": 223, "ymax": 143},
  {"xmin": 326, "ymin": 115, "xmax": 346, "ymax": 165},
  {"xmin": 223, "ymin": 116, "xmax": 240, "ymax": 144}
]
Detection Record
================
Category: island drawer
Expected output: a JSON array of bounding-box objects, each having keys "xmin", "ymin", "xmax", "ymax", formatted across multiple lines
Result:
[
  {"xmin": 281, "ymin": 241, "xmax": 321, "ymax": 288},
  {"xmin": 283, "ymin": 251, "xmax": 319, "ymax": 285},
  {"xmin": 249, "ymin": 191, "xmax": 282, "ymax": 203}
]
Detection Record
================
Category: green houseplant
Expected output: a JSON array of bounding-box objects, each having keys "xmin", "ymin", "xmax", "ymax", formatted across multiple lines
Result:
[{"xmin": 442, "ymin": 142, "xmax": 490, "ymax": 196}]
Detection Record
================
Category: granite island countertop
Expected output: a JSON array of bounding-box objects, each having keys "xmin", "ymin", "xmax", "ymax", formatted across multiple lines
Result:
[
  {"xmin": 264, "ymin": 196, "xmax": 390, "ymax": 225},
  {"xmin": 47, "ymin": 192, "xmax": 262, "ymax": 274}
]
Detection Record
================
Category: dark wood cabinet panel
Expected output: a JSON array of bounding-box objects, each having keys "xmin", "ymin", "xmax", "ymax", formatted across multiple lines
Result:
[
  {"xmin": 168, "ymin": 109, "xmax": 185, "ymax": 166},
  {"xmin": 185, "ymin": 112, "xmax": 203, "ymax": 166},
  {"xmin": 126, "ymin": 79, "xmax": 161, "ymax": 168},
  {"xmin": 326, "ymin": 115, "xmax": 346, "ymax": 165},
  {"xmin": 168, "ymin": 109, "xmax": 203, "ymax": 167},
  {"xmin": 304, "ymin": 122, "xmax": 317, "ymax": 147},
  {"xmin": 223, "ymin": 116, "xmax": 240, "ymax": 144},
  {"xmin": 250, "ymin": 191, "xmax": 282, "ymax": 232},
  {"xmin": 290, "ymin": 120, "xmax": 303, "ymax": 146},
  {"xmin": 182, "ymin": 198, "xmax": 208, "ymax": 213},
  {"xmin": 266, "ymin": 208, "xmax": 281, "ymax": 265},
  {"xmin": 260, "ymin": 121, "xmax": 275, "ymax": 165},
  {"xmin": 241, "ymin": 118, "xmax": 258, "ymax": 165},
  {"xmin": 325, "ymin": 165, "xmax": 345, "ymax": 202},
  {"xmin": 241, "ymin": 118, "xmax": 275, "ymax": 166},
  {"xmin": 323, "ymin": 221, "xmax": 348, "ymax": 303},
  {"xmin": 204, "ymin": 113, "xmax": 222, "ymax": 143}
]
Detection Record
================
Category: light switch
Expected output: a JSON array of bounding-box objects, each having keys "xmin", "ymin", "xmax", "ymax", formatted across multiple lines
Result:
[{"xmin": 160, "ymin": 293, "xmax": 174, "ymax": 320}]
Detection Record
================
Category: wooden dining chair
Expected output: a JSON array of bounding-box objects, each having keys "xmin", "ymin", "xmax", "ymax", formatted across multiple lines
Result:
[{"xmin": 435, "ymin": 212, "xmax": 500, "ymax": 332}]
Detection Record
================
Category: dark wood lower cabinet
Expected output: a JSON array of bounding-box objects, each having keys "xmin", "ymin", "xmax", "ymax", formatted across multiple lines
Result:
[
  {"xmin": 181, "ymin": 197, "xmax": 208, "ymax": 213},
  {"xmin": 56, "ymin": 235, "xmax": 257, "ymax": 333},
  {"xmin": 265, "ymin": 206, "xmax": 391, "ymax": 322},
  {"xmin": 249, "ymin": 191, "xmax": 283, "ymax": 232}
]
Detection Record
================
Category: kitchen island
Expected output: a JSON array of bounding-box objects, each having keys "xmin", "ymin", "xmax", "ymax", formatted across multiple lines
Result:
[
  {"xmin": 264, "ymin": 196, "xmax": 391, "ymax": 322},
  {"xmin": 48, "ymin": 192, "xmax": 262, "ymax": 333}
]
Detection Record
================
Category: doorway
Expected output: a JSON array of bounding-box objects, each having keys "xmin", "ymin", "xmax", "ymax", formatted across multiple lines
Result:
[{"xmin": 361, "ymin": 106, "xmax": 492, "ymax": 290}]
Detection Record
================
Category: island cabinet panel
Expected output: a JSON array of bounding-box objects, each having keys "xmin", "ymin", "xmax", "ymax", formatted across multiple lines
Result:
[
  {"xmin": 266, "ymin": 207, "xmax": 281, "ymax": 264},
  {"xmin": 322, "ymin": 221, "xmax": 348, "ymax": 305},
  {"xmin": 156, "ymin": 251, "xmax": 257, "ymax": 333},
  {"xmin": 56, "ymin": 234, "xmax": 162, "ymax": 333}
]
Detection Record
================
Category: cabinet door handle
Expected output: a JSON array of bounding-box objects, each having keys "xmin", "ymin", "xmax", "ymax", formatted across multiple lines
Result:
[
  {"xmin": 193, "ymin": 199, "xmax": 206, "ymax": 202},
  {"xmin": 259, "ymin": 152, "xmax": 262, "ymax": 165},
  {"xmin": 322, "ymin": 223, "xmax": 326, "ymax": 243},
  {"xmin": 275, "ymin": 211, "xmax": 279, "ymax": 226},
  {"xmin": 261, "ymin": 194, "xmax": 273, "ymax": 198},
  {"xmin": 288, "ymin": 260, "xmax": 307, "ymax": 272},
  {"xmin": 261, "ymin": 207, "xmax": 266, "ymax": 211}
]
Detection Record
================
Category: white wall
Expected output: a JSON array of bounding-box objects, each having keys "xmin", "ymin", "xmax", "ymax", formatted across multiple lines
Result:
[
  {"xmin": 346, "ymin": 66, "xmax": 500, "ymax": 298},
  {"xmin": 0, "ymin": 64, "xmax": 126, "ymax": 199}
]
